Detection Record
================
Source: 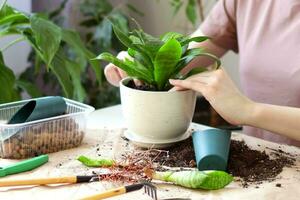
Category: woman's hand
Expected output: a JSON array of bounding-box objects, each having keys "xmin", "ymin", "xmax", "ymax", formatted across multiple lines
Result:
[
  {"xmin": 104, "ymin": 51, "xmax": 128, "ymax": 86},
  {"xmin": 169, "ymin": 68, "xmax": 255, "ymax": 125}
]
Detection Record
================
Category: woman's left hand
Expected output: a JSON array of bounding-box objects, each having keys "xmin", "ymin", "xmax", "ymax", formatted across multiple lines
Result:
[{"xmin": 169, "ymin": 68, "xmax": 254, "ymax": 125}]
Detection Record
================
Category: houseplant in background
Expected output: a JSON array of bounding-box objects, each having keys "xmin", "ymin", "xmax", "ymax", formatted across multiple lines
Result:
[
  {"xmin": 1, "ymin": 0, "xmax": 139, "ymax": 108},
  {"xmin": 0, "ymin": 0, "xmax": 102, "ymax": 104},
  {"xmin": 94, "ymin": 23, "xmax": 221, "ymax": 147},
  {"xmin": 4, "ymin": 0, "xmax": 137, "ymax": 108},
  {"xmin": 0, "ymin": 0, "xmax": 208, "ymax": 108}
]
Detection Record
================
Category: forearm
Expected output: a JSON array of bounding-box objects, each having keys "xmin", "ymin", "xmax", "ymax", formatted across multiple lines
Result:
[{"xmin": 247, "ymin": 103, "xmax": 300, "ymax": 141}]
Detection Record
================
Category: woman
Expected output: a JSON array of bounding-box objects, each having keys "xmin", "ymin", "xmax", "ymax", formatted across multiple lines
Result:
[{"xmin": 104, "ymin": 0, "xmax": 300, "ymax": 146}]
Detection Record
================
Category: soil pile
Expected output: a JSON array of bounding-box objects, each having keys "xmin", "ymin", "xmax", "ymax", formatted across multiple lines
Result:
[
  {"xmin": 151, "ymin": 138, "xmax": 296, "ymax": 187},
  {"xmin": 227, "ymin": 140, "xmax": 295, "ymax": 186}
]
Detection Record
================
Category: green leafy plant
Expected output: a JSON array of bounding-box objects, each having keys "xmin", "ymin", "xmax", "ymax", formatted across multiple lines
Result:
[
  {"xmin": 0, "ymin": 1, "xmax": 101, "ymax": 103},
  {"xmin": 18, "ymin": 0, "xmax": 137, "ymax": 108},
  {"xmin": 94, "ymin": 23, "xmax": 221, "ymax": 91}
]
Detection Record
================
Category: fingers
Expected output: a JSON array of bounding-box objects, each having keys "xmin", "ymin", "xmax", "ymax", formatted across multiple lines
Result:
[
  {"xmin": 134, "ymin": 79, "xmax": 143, "ymax": 86},
  {"xmin": 116, "ymin": 68, "xmax": 127, "ymax": 80},
  {"xmin": 117, "ymin": 51, "xmax": 130, "ymax": 60},
  {"xmin": 104, "ymin": 64, "xmax": 123, "ymax": 86},
  {"xmin": 169, "ymin": 86, "xmax": 187, "ymax": 92},
  {"xmin": 169, "ymin": 79, "xmax": 206, "ymax": 93},
  {"xmin": 104, "ymin": 51, "xmax": 130, "ymax": 87}
]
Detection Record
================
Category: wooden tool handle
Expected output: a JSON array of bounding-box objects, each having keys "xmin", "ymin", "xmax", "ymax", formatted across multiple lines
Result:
[
  {"xmin": 81, "ymin": 187, "xmax": 126, "ymax": 200},
  {"xmin": 0, "ymin": 176, "xmax": 77, "ymax": 187}
]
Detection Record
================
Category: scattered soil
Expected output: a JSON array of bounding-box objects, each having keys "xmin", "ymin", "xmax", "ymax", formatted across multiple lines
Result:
[
  {"xmin": 227, "ymin": 140, "xmax": 295, "ymax": 187},
  {"xmin": 149, "ymin": 138, "xmax": 296, "ymax": 187},
  {"xmin": 126, "ymin": 80, "xmax": 157, "ymax": 91},
  {"xmin": 276, "ymin": 183, "xmax": 282, "ymax": 187},
  {"xmin": 150, "ymin": 137, "xmax": 196, "ymax": 168}
]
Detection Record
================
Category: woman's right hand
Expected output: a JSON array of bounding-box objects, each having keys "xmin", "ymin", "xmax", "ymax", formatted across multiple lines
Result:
[
  {"xmin": 104, "ymin": 51, "xmax": 128, "ymax": 86},
  {"xmin": 169, "ymin": 68, "xmax": 255, "ymax": 126}
]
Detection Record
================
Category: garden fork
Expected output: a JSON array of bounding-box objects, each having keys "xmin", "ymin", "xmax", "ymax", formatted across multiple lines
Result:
[{"xmin": 81, "ymin": 182, "xmax": 157, "ymax": 200}]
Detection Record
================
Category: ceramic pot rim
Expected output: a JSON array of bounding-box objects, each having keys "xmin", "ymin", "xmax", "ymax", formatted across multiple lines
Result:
[{"xmin": 120, "ymin": 77, "xmax": 194, "ymax": 94}]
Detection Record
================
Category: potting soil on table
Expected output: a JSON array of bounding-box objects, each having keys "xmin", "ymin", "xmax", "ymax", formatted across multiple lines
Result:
[{"xmin": 146, "ymin": 137, "xmax": 296, "ymax": 188}]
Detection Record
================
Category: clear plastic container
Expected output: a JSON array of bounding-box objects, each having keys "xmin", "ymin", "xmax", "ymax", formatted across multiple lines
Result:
[{"xmin": 0, "ymin": 97, "xmax": 94, "ymax": 159}]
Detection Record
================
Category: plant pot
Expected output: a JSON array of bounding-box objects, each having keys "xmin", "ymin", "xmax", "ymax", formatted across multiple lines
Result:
[{"xmin": 120, "ymin": 78, "xmax": 197, "ymax": 148}]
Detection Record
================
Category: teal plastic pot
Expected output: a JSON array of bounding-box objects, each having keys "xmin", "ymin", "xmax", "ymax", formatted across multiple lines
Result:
[
  {"xmin": 8, "ymin": 96, "xmax": 67, "ymax": 124},
  {"xmin": 192, "ymin": 128, "xmax": 231, "ymax": 171}
]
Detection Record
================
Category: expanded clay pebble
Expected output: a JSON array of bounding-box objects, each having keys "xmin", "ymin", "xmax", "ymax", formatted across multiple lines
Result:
[{"xmin": 0, "ymin": 118, "xmax": 85, "ymax": 159}]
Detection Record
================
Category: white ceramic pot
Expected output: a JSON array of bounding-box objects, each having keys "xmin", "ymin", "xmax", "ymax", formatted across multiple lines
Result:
[{"xmin": 120, "ymin": 78, "xmax": 196, "ymax": 147}]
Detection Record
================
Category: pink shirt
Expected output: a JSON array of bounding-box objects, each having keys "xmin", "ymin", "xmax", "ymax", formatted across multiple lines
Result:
[{"xmin": 201, "ymin": 0, "xmax": 300, "ymax": 146}]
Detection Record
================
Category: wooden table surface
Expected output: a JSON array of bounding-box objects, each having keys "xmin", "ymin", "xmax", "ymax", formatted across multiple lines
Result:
[{"xmin": 0, "ymin": 105, "xmax": 299, "ymax": 200}]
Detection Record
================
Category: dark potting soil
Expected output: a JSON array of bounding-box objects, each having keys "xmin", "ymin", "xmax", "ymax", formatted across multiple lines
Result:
[
  {"xmin": 151, "ymin": 138, "xmax": 296, "ymax": 187},
  {"xmin": 126, "ymin": 80, "xmax": 157, "ymax": 91}
]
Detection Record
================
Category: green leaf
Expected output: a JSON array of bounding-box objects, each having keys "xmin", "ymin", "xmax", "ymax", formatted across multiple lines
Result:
[
  {"xmin": 133, "ymin": 31, "xmax": 164, "ymax": 62},
  {"xmin": 77, "ymin": 155, "xmax": 115, "ymax": 167},
  {"xmin": 112, "ymin": 24, "xmax": 153, "ymax": 69},
  {"xmin": 111, "ymin": 24, "xmax": 132, "ymax": 48},
  {"xmin": 65, "ymin": 59, "xmax": 87, "ymax": 102},
  {"xmin": 180, "ymin": 36, "xmax": 210, "ymax": 46},
  {"xmin": 170, "ymin": 0, "xmax": 183, "ymax": 16},
  {"xmin": 183, "ymin": 67, "xmax": 207, "ymax": 79},
  {"xmin": 0, "ymin": 51, "xmax": 19, "ymax": 103},
  {"xmin": 80, "ymin": 0, "xmax": 112, "ymax": 17},
  {"xmin": 93, "ymin": 17, "xmax": 112, "ymax": 50},
  {"xmin": 172, "ymin": 48, "xmax": 221, "ymax": 77},
  {"xmin": 108, "ymin": 11, "xmax": 129, "ymax": 34},
  {"xmin": 152, "ymin": 170, "xmax": 233, "ymax": 190},
  {"xmin": 93, "ymin": 52, "xmax": 134, "ymax": 75},
  {"xmin": 93, "ymin": 52, "xmax": 153, "ymax": 83},
  {"xmin": 160, "ymin": 31, "xmax": 184, "ymax": 42},
  {"xmin": 0, "ymin": 4, "xmax": 15, "ymax": 19},
  {"xmin": 61, "ymin": 29, "xmax": 102, "ymax": 83},
  {"xmin": 123, "ymin": 58, "xmax": 153, "ymax": 83},
  {"xmin": 49, "ymin": 0, "xmax": 68, "ymax": 19},
  {"xmin": 0, "ymin": 13, "xmax": 28, "ymax": 25},
  {"xmin": 0, "ymin": 0, "xmax": 7, "ymax": 12},
  {"xmin": 15, "ymin": 79, "xmax": 42, "ymax": 98},
  {"xmin": 127, "ymin": 48, "xmax": 152, "ymax": 71},
  {"xmin": 154, "ymin": 38, "xmax": 182, "ymax": 90},
  {"xmin": 30, "ymin": 14, "xmax": 62, "ymax": 67},
  {"xmin": 50, "ymin": 54, "xmax": 73, "ymax": 98},
  {"xmin": 186, "ymin": 0, "xmax": 197, "ymax": 25}
]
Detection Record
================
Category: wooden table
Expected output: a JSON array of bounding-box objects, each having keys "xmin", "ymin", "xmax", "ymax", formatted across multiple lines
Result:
[{"xmin": 0, "ymin": 105, "xmax": 299, "ymax": 200}]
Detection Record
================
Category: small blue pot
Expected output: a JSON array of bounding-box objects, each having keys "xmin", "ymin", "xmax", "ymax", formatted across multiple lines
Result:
[{"xmin": 192, "ymin": 128, "xmax": 231, "ymax": 171}]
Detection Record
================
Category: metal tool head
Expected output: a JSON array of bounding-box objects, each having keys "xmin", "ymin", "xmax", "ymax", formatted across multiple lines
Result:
[{"xmin": 143, "ymin": 182, "xmax": 158, "ymax": 200}]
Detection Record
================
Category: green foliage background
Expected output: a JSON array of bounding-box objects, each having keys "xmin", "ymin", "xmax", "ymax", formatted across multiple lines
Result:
[{"xmin": 0, "ymin": 0, "xmax": 205, "ymax": 108}]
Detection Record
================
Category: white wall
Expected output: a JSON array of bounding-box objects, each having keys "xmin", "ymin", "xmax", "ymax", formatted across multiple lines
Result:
[{"xmin": 0, "ymin": 0, "xmax": 31, "ymax": 75}]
